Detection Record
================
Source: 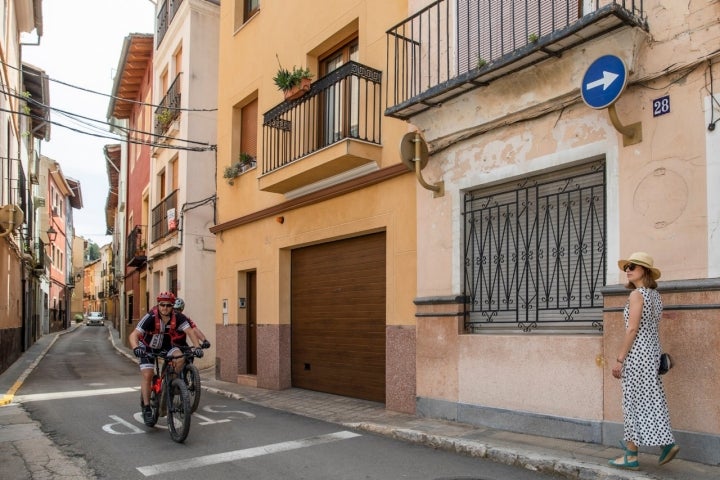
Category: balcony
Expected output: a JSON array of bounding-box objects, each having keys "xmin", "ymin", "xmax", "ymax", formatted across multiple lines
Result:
[
  {"xmin": 151, "ymin": 189, "xmax": 178, "ymax": 243},
  {"xmin": 260, "ymin": 61, "xmax": 383, "ymax": 194},
  {"xmin": 156, "ymin": 0, "xmax": 185, "ymax": 48},
  {"xmin": 154, "ymin": 73, "xmax": 182, "ymax": 138},
  {"xmin": 385, "ymin": 0, "xmax": 647, "ymax": 120},
  {"xmin": 126, "ymin": 225, "xmax": 147, "ymax": 268}
]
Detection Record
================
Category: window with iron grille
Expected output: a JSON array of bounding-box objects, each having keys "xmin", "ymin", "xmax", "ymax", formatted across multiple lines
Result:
[{"xmin": 464, "ymin": 160, "xmax": 606, "ymax": 333}]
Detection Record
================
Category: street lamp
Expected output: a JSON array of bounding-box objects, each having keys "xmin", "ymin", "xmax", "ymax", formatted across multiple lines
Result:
[{"xmin": 46, "ymin": 225, "xmax": 57, "ymax": 244}]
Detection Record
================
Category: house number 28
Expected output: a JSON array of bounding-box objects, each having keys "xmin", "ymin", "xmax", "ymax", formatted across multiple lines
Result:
[{"xmin": 653, "ymin": 95, "xmax": 670, "ymax": 117}]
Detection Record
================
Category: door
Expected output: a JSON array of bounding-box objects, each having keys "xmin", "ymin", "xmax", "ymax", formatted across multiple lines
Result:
[
  {"xmin": 247, "ymin": 271, "xmax": 257, "ymax": 375},
  {"xmin": 291, "ymin": 232, "xmax": 386, "ymax": 402}
]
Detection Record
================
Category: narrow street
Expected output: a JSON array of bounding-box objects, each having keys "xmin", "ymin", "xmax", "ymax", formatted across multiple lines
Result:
[{"xmin": 14, "ymin": 325, "xmax": 559, "ymax": 479}]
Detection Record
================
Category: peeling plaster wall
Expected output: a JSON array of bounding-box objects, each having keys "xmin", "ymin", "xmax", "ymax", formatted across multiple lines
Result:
[{"xmin": 411, "ymin": 0, "xmax": 720, "ymax": 451}]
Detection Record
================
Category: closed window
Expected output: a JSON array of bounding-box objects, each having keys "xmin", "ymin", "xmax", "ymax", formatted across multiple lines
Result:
[{"xmin": 464, "ymin": 160, "xmax": 606, "ymax": 333}]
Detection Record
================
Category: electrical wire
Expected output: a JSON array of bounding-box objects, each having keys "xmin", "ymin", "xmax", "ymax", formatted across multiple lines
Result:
[
  {"xmin": 0, "ymin": 85, "xmax": 214, "ymax": 148},
  {"xmin": 0, "ymin": 105, "xmax": 214, "ymax": 152},
  {"xmin": 9, "ymin": 60, "xmax": 217, "ymax": 112}
]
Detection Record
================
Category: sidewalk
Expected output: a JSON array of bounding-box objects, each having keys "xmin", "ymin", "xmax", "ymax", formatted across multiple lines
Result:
[{"xmin": 2, "ymin": 324, "xmax": 718, "ymax": 480}]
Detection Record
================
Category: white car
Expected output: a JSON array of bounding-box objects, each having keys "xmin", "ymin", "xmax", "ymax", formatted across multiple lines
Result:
[{"xmin": 86, "ymin": 311, "xmax": 104, "ymax": 326}]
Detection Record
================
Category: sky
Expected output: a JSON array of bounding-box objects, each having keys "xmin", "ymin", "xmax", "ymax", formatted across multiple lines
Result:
[{"xmin": 22, "ymin": 0, "xmax": 156, "ymax": 247}]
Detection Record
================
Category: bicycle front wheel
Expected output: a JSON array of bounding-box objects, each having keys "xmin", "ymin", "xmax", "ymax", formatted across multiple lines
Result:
[
  {"xmin": 183, "ymin": 363, "xmax": 201, "ymax": 413},
  {"xmin": 166, "ymin": 378, "xmax": 192, "ymax": 443}
]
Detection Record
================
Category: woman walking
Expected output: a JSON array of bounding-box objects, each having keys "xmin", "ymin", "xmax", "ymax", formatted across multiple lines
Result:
[{"xmin": 610, "ymin": 252, "xmax": 679, "ymax": 470}]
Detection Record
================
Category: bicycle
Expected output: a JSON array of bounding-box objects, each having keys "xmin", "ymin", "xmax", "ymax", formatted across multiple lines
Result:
[
  {"xmin": 142, "ymin": 349, "xmax": 193, "ymax": 443},
  {"xmin": 178, "ymin": 345, "xmax": 204, "ymax": 413}
]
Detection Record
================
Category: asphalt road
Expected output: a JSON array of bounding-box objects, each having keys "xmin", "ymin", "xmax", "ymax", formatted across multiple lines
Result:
[{"xmin": 15, "ymin": 325, "xmax": 560, "ymax": 479}]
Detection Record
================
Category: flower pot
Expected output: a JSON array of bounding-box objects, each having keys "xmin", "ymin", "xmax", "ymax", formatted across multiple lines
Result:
[{"xmin": 284, "ymin": 77, "xmax": 312, "ymax": 101}]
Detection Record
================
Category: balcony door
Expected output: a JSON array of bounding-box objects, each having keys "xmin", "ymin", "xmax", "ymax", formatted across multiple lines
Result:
[{"xmin": 320, "ymin": 40, "xmax": 359, "ymax": 146}]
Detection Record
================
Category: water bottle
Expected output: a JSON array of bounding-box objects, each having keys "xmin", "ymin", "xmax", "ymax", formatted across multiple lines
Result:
[{"xmin": 152, "ymin": 375, "xmax": 162, "ymax": 394}]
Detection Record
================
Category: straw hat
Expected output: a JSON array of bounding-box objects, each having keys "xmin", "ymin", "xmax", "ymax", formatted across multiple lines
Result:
[{"xmin": 617, "ymin": 252, "xmax": 661, "ymax": 280}]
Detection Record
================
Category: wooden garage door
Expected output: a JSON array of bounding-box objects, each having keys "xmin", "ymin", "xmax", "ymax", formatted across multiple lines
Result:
[{"xmin": 291, "ymin": 232, "xmax": 386, "ymax": 402}]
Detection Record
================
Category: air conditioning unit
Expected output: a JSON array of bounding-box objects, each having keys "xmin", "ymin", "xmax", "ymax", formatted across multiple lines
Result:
[
  {"xmin": 0, "ymin": 204, "xmax": 24, "ymax": 234},
  {"xmin": 52, "ymin": 206, "xmax": 59, "ymax": 216}
]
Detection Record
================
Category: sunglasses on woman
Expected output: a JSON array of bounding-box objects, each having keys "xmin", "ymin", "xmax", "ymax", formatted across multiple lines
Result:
[{"xmin": 623, "ymin": 263, "xmax": 638, "ymax": 272}]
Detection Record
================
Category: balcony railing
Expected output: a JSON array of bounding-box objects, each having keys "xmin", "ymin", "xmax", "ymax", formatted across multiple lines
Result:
[
  {"xmin": 262, "ymin": 61, "xmax": 383, "ymax": 174},
  {"xmin": 151, "ymin": 189, "xmax": 178, "ymax": 242},
  {"xmin": 156, "ymin": 0, "xmax": 185, "ymax": 48},
  {"xmin": 154, "ymin": 73, "xmax": 182, "ymax": 137},
  {"xmin": 385, "ymin": 0, "xmax": 647, "ymax": 119},
  {"xmin": 126, "ymin": 225, "xmax": 147, "ymax": 267}
]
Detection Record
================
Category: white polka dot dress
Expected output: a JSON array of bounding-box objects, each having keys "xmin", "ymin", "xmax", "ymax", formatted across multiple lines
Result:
[{"xmin": 621, "ymin": 287, "xmax": 675, "ymax": 446}]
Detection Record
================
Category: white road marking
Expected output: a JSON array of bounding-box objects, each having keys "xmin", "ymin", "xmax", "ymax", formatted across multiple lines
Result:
[
  {"xmin": 103, "ymin": 415, "xmax": 145, "ymax": 435},
  {"xmin": 14, "ymin": 387, "xmax": 139, "ymax": 403},
  {"xmin": 137, "ymin": 430, "xmax": 362, "ymax": 476}
]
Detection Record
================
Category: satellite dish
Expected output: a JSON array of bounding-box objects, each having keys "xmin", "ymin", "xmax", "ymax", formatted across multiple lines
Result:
[{"xmin": 400, "ymin": 132, "xmax": 429, "ymax": 172}]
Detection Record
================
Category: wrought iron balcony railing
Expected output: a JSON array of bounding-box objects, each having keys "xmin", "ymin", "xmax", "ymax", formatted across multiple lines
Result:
[
  {"xmin": 126, "ymin": 225, "xmax": 147, "ymax": 267},
  {"xmin": 262, "ymin": 61, "xmax": 383, "ymax": 174},
  {"xmin": 156, "ymin": 0, "xmax": 185, "ymax": 48},
  {"xmin": 385, "ymin": 0, "xmax": 647, "ymax": 119},
  {"xmin": 151, "ymin": 189, "xmax": 178, "ymax": 243},
  {"xmin": 154, "ymin": 73, "xmax": 182, "ymax": 137}
]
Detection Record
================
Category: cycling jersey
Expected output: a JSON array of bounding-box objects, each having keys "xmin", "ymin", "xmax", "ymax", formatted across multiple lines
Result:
[{"xmin": 135, "ymin": 308, "xmax": 192, "ymax": 351}]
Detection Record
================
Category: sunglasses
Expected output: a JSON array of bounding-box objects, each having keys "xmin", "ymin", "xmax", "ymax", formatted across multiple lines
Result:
[
  {"xmin": 158, "ymin": 303, "xmax": 174, "ymax": 307},
  {"xmin": 623, "ymin": 264, "xmax": 638, "ymax": 272}
]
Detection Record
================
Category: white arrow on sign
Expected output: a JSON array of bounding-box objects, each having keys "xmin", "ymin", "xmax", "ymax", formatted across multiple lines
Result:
[{"xmin": 585, "ymin": 70, "xmax": 619, "ymax": 91}]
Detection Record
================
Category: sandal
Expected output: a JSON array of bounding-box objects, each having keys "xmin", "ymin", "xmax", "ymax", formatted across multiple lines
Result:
[
  {"xmin": 658, "ymin": 443, "xmax": 679, "ymax": 465},
  {"xmin": 608, "ymin": 441, "xmax": 639, "ymax": 470}
]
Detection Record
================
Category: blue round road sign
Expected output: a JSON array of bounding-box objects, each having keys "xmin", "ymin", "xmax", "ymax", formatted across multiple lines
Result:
[{"xmin": 581, "ymin": 55, "xmax": 627, "ymax": 109}]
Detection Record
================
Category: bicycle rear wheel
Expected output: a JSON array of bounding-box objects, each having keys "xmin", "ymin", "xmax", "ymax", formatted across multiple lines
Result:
[
  {"xmin": 183, "ymin": 363, "xmax": 201, "ymax": 413},
  {"xmin": 166, "ymin": 378, "xmax": 192, "ymax": 443}
]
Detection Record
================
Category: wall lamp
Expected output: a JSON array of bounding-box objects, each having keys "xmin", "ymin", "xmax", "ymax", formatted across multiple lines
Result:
[
  {"xmin": 46, "ymin": 225, "xmax": 57, "ymax": 244},
  {"xmin": 399, "ymin": 132, "xmax": 444, "ymax": 198}
]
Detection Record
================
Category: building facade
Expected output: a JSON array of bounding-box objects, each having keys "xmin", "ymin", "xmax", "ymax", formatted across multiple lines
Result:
[
  {"xmin": 0, "ymin": 0, "xmax": 45, "ymax": 375},
  {"xmin": 107, "ymin": 33, "xmax": 153, "ymax": 345},
  {"xmin": 212, "ymin": 0, "xmax": 417, "ymax": 412},
  {"xmin": 386, "ymin": 0, "xmax": 720, "ymax": 464},
  {"xmin": 145, "ymin": 0, "xmax": 219, "ymax": 367}
]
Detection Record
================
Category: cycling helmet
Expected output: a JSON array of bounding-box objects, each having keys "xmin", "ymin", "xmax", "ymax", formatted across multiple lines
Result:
[
  {"xmin": 157, "ymin": 291, "xmax": 176, "ymax": 303},
  {"xmin": 173, "ymin": 297, "xmax": 185, "ymax": 311}
]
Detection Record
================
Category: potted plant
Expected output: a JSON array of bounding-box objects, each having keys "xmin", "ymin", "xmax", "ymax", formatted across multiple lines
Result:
[
  {"xmin": 223, "ymin": 162, "xmax": 242, "ymax": 185},
  {"xmin": 273, "ymin": 56, "xmax": 313, "ymax": 101},
  {"xmin": 238, "ymin": 152, "xmax": 256, "ymax": 172},
  {"xmin": 156, "ymin": 108, "xmax": 174, "ymax": 127}
]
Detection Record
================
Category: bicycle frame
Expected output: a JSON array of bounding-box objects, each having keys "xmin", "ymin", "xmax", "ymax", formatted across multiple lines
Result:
[{"xmin": 144, "ymin": 349, "xmax": 193, "ymax": 443}]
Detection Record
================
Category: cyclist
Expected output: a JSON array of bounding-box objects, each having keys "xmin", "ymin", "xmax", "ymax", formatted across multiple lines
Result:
[
  {"xmin": 129, "ymin": 291, "xmax": 203, "ymax": 426},
  {"xmin": 173, "ymin": 297, "xmax": 211, "ymax": 349}
]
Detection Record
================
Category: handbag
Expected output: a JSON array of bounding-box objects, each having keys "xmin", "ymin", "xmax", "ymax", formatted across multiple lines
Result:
[{"xmin": 659, "ymin": 352, "xmax": 673, "ymax": 375}]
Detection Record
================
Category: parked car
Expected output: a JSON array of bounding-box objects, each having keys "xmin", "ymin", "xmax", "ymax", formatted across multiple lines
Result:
[{"xmin": 86, "ymin": 311, "xmax": 104, "ymax": 326}]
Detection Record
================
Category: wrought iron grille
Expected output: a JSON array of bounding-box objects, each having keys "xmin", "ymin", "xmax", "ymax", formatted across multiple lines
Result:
[
  {"xmin": 464, "ymin": 161, "xmax": 606, "ymax": 332},
  {"xmin": 262, "ymin": 61, "xmax": 382, "ymax": 174}
]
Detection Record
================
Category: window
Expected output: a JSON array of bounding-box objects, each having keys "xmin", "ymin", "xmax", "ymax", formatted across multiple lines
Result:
[
  {"xmin": 244, "ymin": 0, "xmax": 259, "ymax": 22},
  {"xmin": 463, "ymin": 160, "xmax": 606, "ymax": 333},
  {"xmin": 457, "ymin": 0, "xmax": 581, "ymax": 76},
  {"xmin": 168, "ymin": 266, "xmax": 178, "ymax": 295},
  {"xmin": 235, "ymin": 0, "xmax": 259, "ymax": 29},
  {"xmin": 320, "ymin": 39, "xmax": 359, "ymax": 145},
  {"xmin": 241, "ymin": 99, "xmax": 258, "ymax": 158},
  {"xmin": 159, "ymin": 169, "xmax": 166, "ymax": 200}
]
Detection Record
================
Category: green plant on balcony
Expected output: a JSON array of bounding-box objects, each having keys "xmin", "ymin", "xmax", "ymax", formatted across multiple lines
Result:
[
  {"xmin": 273, "ymin": 55, "xmax": 313, "ymax": 101},
  {"xmin": 156, "ymin": 108, "xmax": 174, "ymax": 126}
]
